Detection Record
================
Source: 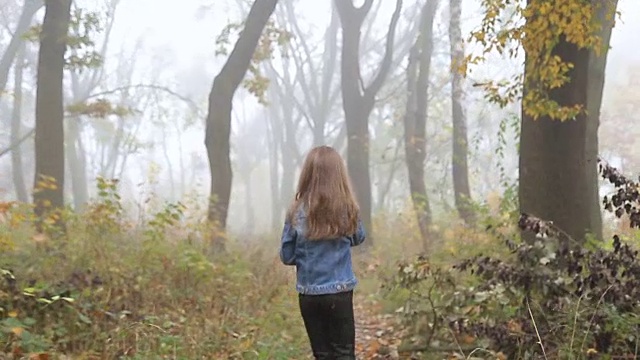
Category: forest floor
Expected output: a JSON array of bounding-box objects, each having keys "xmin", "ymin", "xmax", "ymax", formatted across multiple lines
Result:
[{"xmin": 354, "ymin": 294, "xmax": 405, "ymax": 360}]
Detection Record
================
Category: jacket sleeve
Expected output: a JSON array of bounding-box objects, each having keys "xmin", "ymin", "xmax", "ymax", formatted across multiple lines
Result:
[
  {"xmin": 350, "ymin": 219, "xmax": 366, "ymax": 247},
  {"xmin": 279, "ymin": 221, "xmax": 297, "ymax": 265}
]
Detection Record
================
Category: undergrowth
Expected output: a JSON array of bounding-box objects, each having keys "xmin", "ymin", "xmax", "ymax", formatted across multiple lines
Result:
[
  {"xmin": 389, "ymin": 159, "xmax": 640, "ymax": 359},
  {"xmin": 0, "ymin": 178, "xmax": 308, "ymax": 359}
]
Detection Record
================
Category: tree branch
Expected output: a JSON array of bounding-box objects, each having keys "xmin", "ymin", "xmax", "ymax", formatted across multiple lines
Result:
[
  {"xmin": 0, "ymin": 128, "xmax": 34, "ymax": 159},
  {"xmin": 364, "ymin": 0, "xmax": 403, "ymax": 101},
  {"xmin": 86, "ymin": 84, "xmax": 199, "ymax": 112}
]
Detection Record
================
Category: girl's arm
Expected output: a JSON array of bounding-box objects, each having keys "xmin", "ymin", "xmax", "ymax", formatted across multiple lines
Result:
[
  {"xmin": 350, "ymin": 219, "xmax": 366, "ymax": 247},
  {"xmin": 279, "ymin": 221, "xmax": 297, "ymax": 265}
]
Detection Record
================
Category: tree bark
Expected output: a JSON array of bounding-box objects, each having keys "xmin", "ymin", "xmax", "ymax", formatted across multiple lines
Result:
[
  {"xmin": 585, "ymin": 0, "xmax": 618, "ymax": 241},
  {"xmin": 0, "ymin": 0, "xmax": 43, "ymax": 95},
  {"xmin": 520, "ymin": 0, "xmax": 617, "ymax": 243},
  {"xmin": 449, "ymin": 0, "xmax": 474, "ymax": 225},
  {"xmin": 33, "ymin": 0, "xmax": 72, "ymax": 230},
  {"xmin": 10, "ymin": 44, "xmax": 28, "ymax": 203},
  {"xmin": 243, "ymin": 167, "xmax": 255, "ymax": 235},
  {"xmin": 65, "ymin": 117, "xmax": 89, "ymax": 211},
  {"xmin": 266, "ymin": 107, "xmax": 281, "ymax": 230},
  {"xmin": 204, "ymin": 0, "xmax": 278, "ymax": 243},
  {"xmin": 404, "ymin": 0, "xmax": 437, "ymax": 251},
  {"xmin": 335, "ymin": 0, "xmax": 403, "ymax": 244},
  {"xmin": 519, "ymin": 38, "xmax": 590, "ymax": 244}
]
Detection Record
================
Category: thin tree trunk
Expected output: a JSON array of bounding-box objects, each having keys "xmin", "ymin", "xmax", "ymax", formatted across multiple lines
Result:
[
  {"xmin": 10, "ymin": 44, "xmax": 28, "ymax": 202},
  {"xmin": 449, "ymin": 0, "xmax": 474, "ymax": 225},
  {"xmin": 161, "ymin": 126, "xmax": 176, "ymax": 200},
  {"xmin": 0, "ymin": 0, "xmax": 43, "ymax": 95},
  {"xmin": 66, "ymin": 118, "xmax": 89, "ymax": 211},
  {"xmin": 585, "ymin": 0, "xmax": 618, "ymax": 241},
  {"xmin": 335, "ymin": 0, "xmax": 403, "ymax": 245},
  {"xmin": 244, "ymin": 168, "xmax": 255, "ymax": 234},
  {"xmin": 33, "ymin": 0, "xmax": 72, "ymax": 231},
  {"xmin": 205, "ymin": 0, "xmax": 278, "ymax": 250},
  {"xmin": 404, "ymin": 0, "xmax": 437, "ymax": 250},
  {"xmin": 377, "ymin": 141, "xmax": 401, "ymax": 212},
  {"xmin": 266, "ymin": 107, "xmax": 281, "ymax": 230}
]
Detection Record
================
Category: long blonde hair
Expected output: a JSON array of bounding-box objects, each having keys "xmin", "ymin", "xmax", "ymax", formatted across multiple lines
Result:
[{"xmin": 287, "ymin": 146, "xmax": 359, "ymax": 240}]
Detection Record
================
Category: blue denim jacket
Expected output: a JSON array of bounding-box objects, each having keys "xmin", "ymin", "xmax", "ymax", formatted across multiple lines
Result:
[{"xmin": 279, "ymin": 210, "xmax": 366, "ymax": 295}]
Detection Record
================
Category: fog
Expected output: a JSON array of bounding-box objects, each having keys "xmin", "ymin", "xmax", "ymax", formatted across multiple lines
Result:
[{"xmin": 1, "ymin": 0, "xmax": 638, "ymax": 236}]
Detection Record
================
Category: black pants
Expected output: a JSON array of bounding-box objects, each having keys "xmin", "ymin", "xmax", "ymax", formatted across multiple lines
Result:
[{"xmin": 298, "ymin": 291, "xmax": 356, "ymax": 360}]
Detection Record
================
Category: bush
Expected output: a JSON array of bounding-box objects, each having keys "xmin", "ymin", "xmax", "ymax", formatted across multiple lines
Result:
[
  {"xmin": 390, "ymin": 159, "xmax": 640, "ymax": 359},
  {"xmin": 0, "ymin": 179, "xmax": 308, "ymax": 359}
]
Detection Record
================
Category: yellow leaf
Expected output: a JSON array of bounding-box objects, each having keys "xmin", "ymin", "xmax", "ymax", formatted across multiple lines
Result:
[
  {"xmin": 11, "ymin": 327, "xmax": 24, "ymax": 336},
  {"xmin": 8, "ymin": 310, "xmax": 18, "ymax": 318}
]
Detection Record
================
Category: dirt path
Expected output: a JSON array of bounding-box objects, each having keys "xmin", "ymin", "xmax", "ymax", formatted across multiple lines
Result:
[{"xmin": 354, "ymin": 294, "xmax": 404, "ymax": 360}]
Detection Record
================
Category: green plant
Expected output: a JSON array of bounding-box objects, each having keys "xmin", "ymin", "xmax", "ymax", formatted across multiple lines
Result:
[{"xmin": 391, "ymin": 159, "xmax": 640, "ymax": 359}]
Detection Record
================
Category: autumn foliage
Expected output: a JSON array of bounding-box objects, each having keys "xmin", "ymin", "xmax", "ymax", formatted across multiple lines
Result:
[{"xmin": 391, "ymin": 160, "xmax": 640, "ymax": 358}]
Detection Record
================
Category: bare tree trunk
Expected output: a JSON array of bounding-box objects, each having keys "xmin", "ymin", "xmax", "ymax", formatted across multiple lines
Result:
[
  {"xmin": 161, "ymin": 125, "xmax": 176, "ymax": 200},
  {"xmin": 335, "ymin": 0, "xmax": 403, "ymax": 244},
  {"xmin": 205, "ymin": 0, "xmax": 278, "ymax": 249},
  {"xmin": 34, "ymin": 0, "xmax": 72, "ymax": 231},
  {"xmin": 449, "ymin": 0, "xmax": 474, "ymax": 225},
  {"xmin": 10, "ymin": 44, "xmax": 28, "ymax": 202},
  {"xmin": 377, "ymin": 141, "xmax": 402, "ymax": 212},
  {"xmin": 404, "ymin": 0, "xmax": 437, "ymax": 250},
  {"xmin": 66, "ymin": 117, "xmax": 89, "ymax": 211},
  {"xmin": 264, "ymin": 56, "xmax": 301, "ymax": 215},
  {"xmin": 243, "ymin": 167, "xmax": 256, "ymax": 234},
  {"xmin": 0, "ymin": 0, "xmax": 43, "ymax": 95},
  {"xmin": 266, "ymin": 109, "xmax": 281, "ymax": 230},
  {"xmin": 585, "ymin": 0, "xmax": 618, "ymax": 241}
]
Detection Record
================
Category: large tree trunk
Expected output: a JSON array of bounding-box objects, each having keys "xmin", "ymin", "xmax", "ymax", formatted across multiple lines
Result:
[
  {"xmin": 585, "ymin": 0, "xmax": 618, "ymax": 241},
  {"xmin": 335, "ymin": 0, "xmax": 403, "ymax": 244},
  {"xmin": 520, "ymin": 0, "xmax": 616, "ymax": 243},
  {"xmin": 449, "ymin": 0, "xmax": 474, "ymax": 225},
  {"xmin": 0, "ymin": 0, "xmax": 43, "ymax": 95},
  {"xmin": 204, "ymin": 0, "xmax": 278, "ymax": 247},
  {"xmin": 33, "ymin": 0, "xmax": 72, "ymax": 230},
  {"xmin": 519, "ymin": 40, "xmax": 590, "ymax": 243},
  {"xmin": 10, "ymin": 45, "xmax": 28, "ymax": 203},
  {"xmin": 404, "ymin": 0, "xmax": 437, "ymax": 251}
]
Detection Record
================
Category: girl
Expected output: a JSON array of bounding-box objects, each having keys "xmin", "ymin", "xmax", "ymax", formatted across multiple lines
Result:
[{"xmin": 280, "ymin": 145, "xmax": 366, "ymax": 360}]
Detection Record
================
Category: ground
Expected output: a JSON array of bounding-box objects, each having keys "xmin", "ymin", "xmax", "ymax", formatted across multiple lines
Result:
[{"xmin": 354, "ymin": 294, "xmax": 404, "ymax": 360}]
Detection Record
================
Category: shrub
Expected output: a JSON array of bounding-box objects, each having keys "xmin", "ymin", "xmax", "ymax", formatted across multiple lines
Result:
[
  {"xmin": 0, "ymin": 179, "xmax": 308, "ymax": 359},
  {"xmin": 391, "ymin": 159, "xmax": 640, "ymax": 359}
]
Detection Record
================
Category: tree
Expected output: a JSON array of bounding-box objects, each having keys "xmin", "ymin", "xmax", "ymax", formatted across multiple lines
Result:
[
  {"xmin": 585, "ymin": 1, "xmax": 619, "ymax": 241},
  {"xmin": 467, "ymin": 0, "xmax": 618, "ymax": 242},
  {"xmin": 33, "ymin": 0, "xmax": 72, "ymax": 229},
  {"xmin": 280, "ymin": 1, "xmax": 340, "ymax": 147},
  {"xmin": 449, "ymin": 0, "xmax": 474, "ymax": 225},
  {"xmin": 0, "ymin": 0, "xmax": 43, "ymax": 96},
  {"xmin": 335, "ymin": 0, "xmax": 403, "ymax": 243},
  {"xmin": 205, "ymin": 0, "xmax": 278, "ymax": 244},
  {"xmin": 404, "ymin": 0, "xmax": 438, "ymax": 250},
  {"xmin": 10, "ymin": 44, "xmax": 28, "ymax": 202}
]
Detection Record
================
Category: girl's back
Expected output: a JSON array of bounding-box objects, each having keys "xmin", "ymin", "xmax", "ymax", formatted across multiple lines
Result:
[
  {"xmin": 279, "ymin": 145, "xmax": 365, "ymax": 360},
  {"xmin": 281, "ymin": 208, "xmax": 365, "ymax": 295}
]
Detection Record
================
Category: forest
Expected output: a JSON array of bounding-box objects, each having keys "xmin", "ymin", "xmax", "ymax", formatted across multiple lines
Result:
[{"xmin": 0, "ymin": 0, "xmax": 639, "ymax": 359}]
